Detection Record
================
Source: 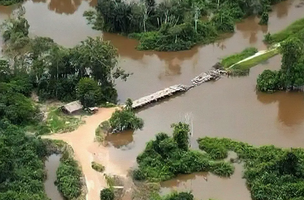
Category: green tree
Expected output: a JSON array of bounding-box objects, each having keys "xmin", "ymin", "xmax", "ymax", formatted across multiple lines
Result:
[
  {"xmin": 108, "ymin": 108, "xmax": 144, "ymax": 133},
  {"xmin": 259, "ymin": 12, "xmax": 269, "ymax": 25},
  {"xmin": 280, "ymin": 37, "xmax": 304, "ymax": 72},
  {"xmin": 256, "ymin": 70, "xmax": 279, "ymax": 92},
  {"xmin": 0, "ymin": 59, "xmax": 11, "ymax": 82},
  {"xmin": 76, "ymin": 77, "xmax": 102, "ymax": 108},
  {"xmin": 125, "ymin": 98, "xmax": 133, "ymax": 110},
  {"xmin": 172, "ymin": 122, "xmax": 190, "ymax": 151}
]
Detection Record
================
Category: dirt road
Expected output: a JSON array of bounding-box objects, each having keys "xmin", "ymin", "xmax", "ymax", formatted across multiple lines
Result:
[{"xmin": 44, "ymin": 107, "xmax": 127, "ymax": 200}]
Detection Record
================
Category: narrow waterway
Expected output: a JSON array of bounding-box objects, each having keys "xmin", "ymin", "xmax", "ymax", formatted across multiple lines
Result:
[
  {"xmin": 44, "ymin": 154, "xmax": 63, "ymax": 200},
  {"xmin": 1, "ymin": 0, "xmax": 304, "ymax": 199}
]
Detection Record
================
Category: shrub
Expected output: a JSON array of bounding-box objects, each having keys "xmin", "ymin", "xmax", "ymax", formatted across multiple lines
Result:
[
  {"xmin": 56, "ymin": 157, "xmax": 82, "ymax": 199},
  {"xmin": 132, "ymin": 169, "xmax": 146, "ymax": 181},
  {"xmin": 100, "ymin": 188, "xmax": 114, "ymax": 200},
  {"xmin": 257, "ymin": 70, "xmax": 279, "ymax": 92},
  {"xmin": 163, "ymin": 191, "xmax": 194, "ymax": 200},
  {"xmin": 259, "ymin": 12, "xmax": 269, "ymax": 25},
  {"xmin": 91, "ymin": 161, "xmax": 105, "ymax": 172}
]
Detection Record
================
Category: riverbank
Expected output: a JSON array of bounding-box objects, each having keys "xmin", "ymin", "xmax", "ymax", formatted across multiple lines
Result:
[
  {"xmin": 227, "ymin": 46, "xmax": 280, "ymax": 70},
  {"xmin": 43, "ymin": 107, "xmax": 128, "ymax": 200},
  {"xmin": 221, "ymin": 15, "xmax": 304, "ymax": 72}
]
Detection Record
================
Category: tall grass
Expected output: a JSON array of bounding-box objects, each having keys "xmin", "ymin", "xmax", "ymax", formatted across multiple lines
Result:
[
  {"xmin": 231, "ymin": 48, "xmax": 279, "ymax": 70},
  {"xmin": 221, "ymin": 47, "xmax": 258, "ymax": 68}
]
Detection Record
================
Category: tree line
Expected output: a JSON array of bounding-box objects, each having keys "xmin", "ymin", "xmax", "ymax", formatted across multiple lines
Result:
[
  {"xmin": 86, "ymin": 0, "xmax": 284, "ymax": 51},
  {"xmin": 257, "ymin": 37, "xmax": 304, "ymax": 92}
]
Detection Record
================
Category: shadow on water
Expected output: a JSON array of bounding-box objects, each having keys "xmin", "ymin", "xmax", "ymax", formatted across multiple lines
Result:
[
  {"xmin": 257, "ymin": 91, "xmax": 304, "ymax": 127},
  {"xmin": 32, "ymin": 0, "xmax": 97, "ymax": 14},
  {"xmin": 44, "ymin": 154, "xmax": 63, "ymax": 200},
  {"xmin": 106, "ymin": 130, "xmax": 134, "ymax": 149}
]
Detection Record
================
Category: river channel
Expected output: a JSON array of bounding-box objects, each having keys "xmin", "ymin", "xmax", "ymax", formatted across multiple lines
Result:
[
  {"xmin": 44, "ymin": 154, "xmax": 63, "ymax": 200},
  {"xmin": 1, "ymin": 0, "xmax": 304, "ymax": 199}
]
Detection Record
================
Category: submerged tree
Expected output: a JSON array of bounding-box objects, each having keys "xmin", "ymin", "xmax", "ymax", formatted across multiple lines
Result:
[
  {"xmin": 172, "ymin": 122, "xmax": 190, "ymax": 151},
  {"xmin": 259, "ymin": 12, "xmax": 269, "ymax": 25}
]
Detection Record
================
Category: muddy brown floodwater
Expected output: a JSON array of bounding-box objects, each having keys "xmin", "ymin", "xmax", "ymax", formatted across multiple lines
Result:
[
  {"xmin": 44, "ymin": 154, "xmax": 64, "ymax": 200},
  {"xmin": 1, "ymin": 0, "xmax": 304, "ymax": 199}
]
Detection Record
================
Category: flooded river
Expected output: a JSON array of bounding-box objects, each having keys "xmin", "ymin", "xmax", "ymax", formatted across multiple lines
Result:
[
  {"xmin": 1, "ymin": 0, "xmax": 304, "ymax": 199},
  {"xmin": 44, "ymin": 154, "xmax": 63, "ymax": 200}
]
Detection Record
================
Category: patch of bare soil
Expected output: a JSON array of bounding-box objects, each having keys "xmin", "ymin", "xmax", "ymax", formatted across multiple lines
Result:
[{"xmin": 44, "ymin": 107, "xmax": 129, "ymax": 200}]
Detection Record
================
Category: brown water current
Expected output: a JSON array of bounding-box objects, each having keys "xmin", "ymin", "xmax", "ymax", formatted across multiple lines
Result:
[
  {"xmin": 1, "ymin": 0, "xmax": 304, "ymax": 199},
  {"xmin": 44, "ymin": 154, "xmax": 64, "ymax": 200}
]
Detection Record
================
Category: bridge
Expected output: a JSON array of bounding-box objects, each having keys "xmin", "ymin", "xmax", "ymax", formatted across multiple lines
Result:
[{"xmin": 129, "ymin": 69, "xmax": 227, "ymax": 109}]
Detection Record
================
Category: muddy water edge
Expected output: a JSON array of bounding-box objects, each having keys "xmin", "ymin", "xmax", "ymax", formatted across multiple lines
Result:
[
  {"xmin": 44, "ymin": 154, "xmax": 63, "ymax": 200},
  {"xmin": 0, "ymin": 0, "xmax": 304, "ymax": 199}
]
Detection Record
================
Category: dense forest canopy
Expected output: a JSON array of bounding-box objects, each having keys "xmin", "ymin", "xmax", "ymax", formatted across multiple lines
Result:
[
  {"xmin": 0, "ymin": 121, "xmax": 49, "ymax": 200},
  {"xmin": 0, "ymin": 10, "xmax": 128, "ymax": 199},
  {"xmin": 1, "ymin": 12, "xmax": 129, "ymax": 105},
  {"xmin": 89, "ymin": 0, "xmax": 283, "ymax": 51}
]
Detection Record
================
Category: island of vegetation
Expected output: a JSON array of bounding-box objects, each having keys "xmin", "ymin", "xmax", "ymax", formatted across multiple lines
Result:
[
  {"xmin": 198, "ymin": 137, "xmax": 304, "ymax": 200},
  {"xmin": 133, "ymin": 122, "xmax": 234, "ymax": 182},
  {"xmin": 85, "ymin": 0, "xmax": 283, "ymax": 51}
]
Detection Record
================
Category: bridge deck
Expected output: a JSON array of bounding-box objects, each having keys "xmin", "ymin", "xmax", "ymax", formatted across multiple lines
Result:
[
  {"xmin": 132, "ymin": 84, "xmax": 188, "ymax": 109},
  {"xmin": 128, "ymin": 69, "xmax": 227, "ymax": 109}
]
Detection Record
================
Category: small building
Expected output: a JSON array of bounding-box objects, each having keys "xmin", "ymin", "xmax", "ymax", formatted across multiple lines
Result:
[
  {"xmin": 61, "ymin": 100, "xmax": 83, "ymax": 114},
  {"xmin": 88, "ymin": 107, "xmax": 99, "ymax": 114}
]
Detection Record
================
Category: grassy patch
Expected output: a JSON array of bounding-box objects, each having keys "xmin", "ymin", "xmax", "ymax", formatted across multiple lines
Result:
[
  {"xmin": 231, "ymin": 48, "xmax": 279, "ymax": 70},
  {"xmin": 266, "ymin": 18, "xmax": 304, "ymax": 44},
  {"xmin": 46, "ymin": 107, "xmax": 84, "ymax": 134},
  {"xmin": 95, "ymin": 126, "xmax": 105, "ymax": 142},
  {"xmin": 132, "ymin": 182, "xmax": 161, "ymax": 200},
  {"xmin": 91, "ymin": 161, "xmax": 105, "ymax": 172},
  {"xmin": 221, "ymin": 47, "xmax": 258, "ymax": 68},
  {"xmin": 95, "ymin": 121, "xmax": 111, "ymax": 143}
]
